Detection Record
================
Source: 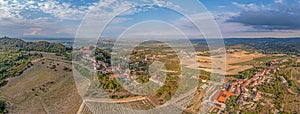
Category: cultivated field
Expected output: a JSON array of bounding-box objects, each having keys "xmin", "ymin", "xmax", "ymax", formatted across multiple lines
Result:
[
  {"xmin": 0, "ymin": 53, "xmax": 82, "ymax": 114},
  {"xmin": 182, "ymin": 51, "xmax": 265, "ymax": 75},
  {"xmin": 78, "ymin": 98, "xmax": 156, "ymax": 114},
  {"xmin": 78, "ymin": 99, "xmax": 190, "ymax": 114}
]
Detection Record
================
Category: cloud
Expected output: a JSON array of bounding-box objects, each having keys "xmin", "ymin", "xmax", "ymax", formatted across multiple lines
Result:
[
  {"xmin": 0, "ymin": 0, "xmax": 201, "ymax": 38},
  {"xmin": 274, "ymin": 0, "xmax": 283, "ymax": 4},
  {"xmin": 37, "ymin": 0, "xmax": 92, "ymax": 20},
  {"xmin": 23, "ymin": 28, "xmax": 42, "ymax": 36},
  {"xmin": 231, "ymin": 2, "xmax": 259, "ymax": 11},
  {"xmin": 228, "ymin": 2, "xmax": 300, "ymax": 30},
  {"xmin": 0, "ymin": 0, "xmax": 91, "ymax": 21},
  {"xmin": 0, "ymin": 0, "xmax": 98, "ymax": 38},
  {"xmin": 0, "ymin": 0, "xmax": 25, "ymax": 20},
  {"xmin": 111, "ymin": 17, "xmax": 133, "ymax": 24},
  {"xmin": 216, "ymin": 6, "xmax": 226, "ymax": 8},
  {"xmin": 118, "ymin": 20, "xmax": 188, "ymax": 39},
  {"xmin": 75, "ymin": 0, "xmax": 183, "ymax": 38}
]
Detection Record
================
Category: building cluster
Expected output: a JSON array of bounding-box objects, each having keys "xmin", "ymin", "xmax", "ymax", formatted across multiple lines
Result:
[
  {"xmin": 80, "ymin": 45, "xmax": 93, "ymax": 57},
  {"xmin": 80, "ymin": 46, "xmax": 105, "ymax": 71},
  {"xmin": 79, "ymin": 45, "xmax": 162, "ymax": 81},
  {"xmin": 80, "ymin": 46, "xmax": 129, "ymax": 80},
  {"xmin": 226, "ymin": 49, "xmax": 241, "ymax": 53},
  {"xmin": 212, "ymin": 68, "xmax": 273, "ymax": 109}
]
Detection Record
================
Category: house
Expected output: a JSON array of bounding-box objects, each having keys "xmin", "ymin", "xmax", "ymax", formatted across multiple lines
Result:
[
  {"xmin": 228, "ymin": 85, "xmax": 236, "ymax": 93},
  {"xmin": 201, "ymin": 78, "xmax": 207, "ymax": 83},
  {"xmin": 251, "ymin": 91, "xmax": 261, "ymax": 101},
  {"xmin": 252, "ymin": 87, "xmax": 257, "ymax": 91},
  {"xmin": 215, "ymin": 90, "xmax": 234, "ymax": 103},
  {"xmin": 250, "ymin": 81, "xmax": 257, "ymax": 87},
  {"xmin": 242, "ymin": 80, "xmax": 251, "ymax": 88},
  {"xmin": 267, "ymin": 78, "xmax": 271, "ymax": 83},
  {"xmin": 234, "ymin": 85, "xmax": 241, "ymax": 95}
]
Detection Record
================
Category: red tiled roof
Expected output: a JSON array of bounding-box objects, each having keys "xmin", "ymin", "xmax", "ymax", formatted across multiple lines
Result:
[{"xmin": 216, "ymin": 90, "xmax": 234, "ymax": 103}]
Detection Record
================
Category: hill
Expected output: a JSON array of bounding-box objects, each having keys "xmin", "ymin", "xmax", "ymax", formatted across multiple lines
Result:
[
  {"xmin": 0, "ymin": 53, "xmax": 81, "ymax": 113},
  {"xmin": 0, "ymin": 37, "xmax": 72, "ymax": 87},
  {"xmin": 0, "ymin": 37, "xmax": 72, "ymax": 55}
]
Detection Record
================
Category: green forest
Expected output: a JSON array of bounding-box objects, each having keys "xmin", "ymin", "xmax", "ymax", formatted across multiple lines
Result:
[{"xmin": 191, "ymin": 38, "xmax": 300, "ymax": 56}]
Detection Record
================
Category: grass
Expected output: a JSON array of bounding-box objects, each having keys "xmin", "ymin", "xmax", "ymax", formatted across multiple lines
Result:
[
  {"xmin": 281, "ymin": 61, "xmax": 300, "ymax": 113},
  {"xmin": 291, "ymin": 67, "xmax": 300, "ymax": 80},
  {"xmin": 73, "ymin": 64, "xmax": 94, "ymax": 80}
]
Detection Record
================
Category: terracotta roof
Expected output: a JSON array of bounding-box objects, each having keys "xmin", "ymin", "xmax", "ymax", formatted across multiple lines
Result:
[
  {"xmin": 228, "ymin": 85, "xmax": 235, "ymax": 92},
  {"xmin": 253, "ymin": 91, "xmax": 261, "ymax": 101},
  {"xmin": 243, "ymin": 80, "xmax": 251, "ymax": 87},
  {"xmin": 216, "ymin": 90, "xmax": 234, "ymax": 103}
]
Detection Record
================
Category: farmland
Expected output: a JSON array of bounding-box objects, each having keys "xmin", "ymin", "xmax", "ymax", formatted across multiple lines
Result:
[{"xmin": 183, "ymin": 50, "xmax": 266, "ymax": 75}]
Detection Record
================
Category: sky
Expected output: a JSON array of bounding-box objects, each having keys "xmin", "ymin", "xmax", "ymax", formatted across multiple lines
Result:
[{"xmin": 0, "ymin": 0, "xmax": 300, "ymax": 38}]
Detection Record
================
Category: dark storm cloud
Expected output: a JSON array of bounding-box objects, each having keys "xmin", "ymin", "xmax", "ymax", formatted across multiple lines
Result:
[{"xmin": 228, "ymin": 3, "xmax": 300, "ymax": 30}]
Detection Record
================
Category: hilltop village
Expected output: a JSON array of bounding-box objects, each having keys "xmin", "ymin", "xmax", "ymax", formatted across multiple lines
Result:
[
  {"xmin": 213, "ymin": 67, "xmax": 275, "ymax": 110},
  {"xmin": 76, "ymin": 44, "xmax": 299, "ymax": 113}
]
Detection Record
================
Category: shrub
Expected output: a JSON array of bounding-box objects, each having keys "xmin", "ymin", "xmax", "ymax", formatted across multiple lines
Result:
[
  {"xmin": 0, "ymin": 99, "xmax": 8, "ymax": 114},
  {"xmin": 50, "ymin": 65, "xmax": 56, "ymax": 69}
]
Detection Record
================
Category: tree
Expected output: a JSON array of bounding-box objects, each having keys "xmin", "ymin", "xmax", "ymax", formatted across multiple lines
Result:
[
  {"xmin": 226, "ymin": 96, "xmax": 238, "ymax": 112},
  {"xmin": 50, "ymin": 65, "xmax": 56, "ymax": 69},
  {"xmin": 0, "ymin": 99, "xmax": 8, "ymax": 114},
  {"xmin": 63, "ymin": 66, "xmax": 71, "ymax": 72},
  {"xmin": 164, "ymin": 92, "xmax": 172, "ymax": 101}
]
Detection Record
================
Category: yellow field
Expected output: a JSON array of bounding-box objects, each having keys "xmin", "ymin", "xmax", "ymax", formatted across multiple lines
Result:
[{"xmin": 182, "ymin": 51, "xmax": 265, "ymax": 75}]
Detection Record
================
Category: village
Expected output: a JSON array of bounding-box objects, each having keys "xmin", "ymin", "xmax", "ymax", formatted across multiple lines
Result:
[
  {"xmin": 77, "ymin": 44, "xmax": 297, "ymax": 113},
  {"xmin": 78, "ymin": 45, "xmax": 170, "ymax": 86},
  {"xmin": 206, "ymin": 60, "xmax": 286, "ymax": 113}
]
